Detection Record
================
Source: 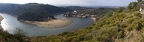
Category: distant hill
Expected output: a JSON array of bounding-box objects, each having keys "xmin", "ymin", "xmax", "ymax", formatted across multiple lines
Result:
[
  {"xmin": 62, "ymin": 6, "xmax": 92, "ymax": 10},
  {"xmin": 0, "ymin": 3, "xmax": 72, "ymax": 21},
  {"xmin": 76, "ymin": 8, "xmax": 116, "ymax": 15}
]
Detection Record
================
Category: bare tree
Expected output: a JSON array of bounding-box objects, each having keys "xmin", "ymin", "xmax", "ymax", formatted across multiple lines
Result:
[{"xmin": 14, "ymin": 28, "xmax": 28, "ymax": 36}]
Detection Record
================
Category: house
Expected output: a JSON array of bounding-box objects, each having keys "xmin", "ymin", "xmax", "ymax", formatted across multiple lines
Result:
[
  {"xmin": 139, "ymin": 8, "xmax": 142, "ymax": 12},
  {"xmin": 73, "ymin": 11, "xmax": 77, "ymax": 14}
]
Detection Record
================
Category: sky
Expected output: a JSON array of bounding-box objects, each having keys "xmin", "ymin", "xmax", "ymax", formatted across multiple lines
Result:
[{"xmin": 0, "ymin": 0, "xmax": 137, "ymax": 6}]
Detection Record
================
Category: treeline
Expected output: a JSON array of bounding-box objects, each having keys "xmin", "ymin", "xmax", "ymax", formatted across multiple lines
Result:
[
  {"xmin": 63, "ymin": 6, "xmax": 92, "ymax": 10},
  {"xmin": 18, "ymin": 10, "xmax": 55, "ymax": 21},
  {"xmin": 76, "ymin": 8, "xmax": 117, "ymax": 15}
]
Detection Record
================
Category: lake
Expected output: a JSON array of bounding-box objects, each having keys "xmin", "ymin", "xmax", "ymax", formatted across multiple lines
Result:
[{"xmin": 0, "ymin": 13, "xmax": 94, "ymax": 36}]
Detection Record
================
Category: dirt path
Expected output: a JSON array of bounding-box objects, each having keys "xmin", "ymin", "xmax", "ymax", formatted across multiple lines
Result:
[{"xmin": 140, "ymin": 10, "xmax": 144, "ymax": 14}]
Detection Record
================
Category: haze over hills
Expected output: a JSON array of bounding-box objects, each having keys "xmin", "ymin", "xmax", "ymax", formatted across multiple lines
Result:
[{"xmin": 0, "ymin": 3, "xmax": 72, "ymax": 21}]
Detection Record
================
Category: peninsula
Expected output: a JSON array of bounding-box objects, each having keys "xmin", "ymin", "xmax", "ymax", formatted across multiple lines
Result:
[
  {"xmin": 0, "ymin": 3, "xmax": 73, "ymax": 28},
  {"xmin": 23, "ymin": 19, "xmax": 73, "ymax": 28}
]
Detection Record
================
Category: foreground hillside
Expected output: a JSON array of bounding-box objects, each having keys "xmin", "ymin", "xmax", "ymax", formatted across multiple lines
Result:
[
  {"xmin": 27, "ymin": 1, "xmax": 144, "ymax": 42},
  {"xmin": 0, "ymin": 3, "xmax": 72, "ymax": 21},
  {"xmin": 26, "ymin": 1, "xmax": 144, "ymax": 42}
]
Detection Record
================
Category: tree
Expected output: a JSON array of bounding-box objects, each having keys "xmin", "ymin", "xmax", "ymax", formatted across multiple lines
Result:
[
  {"xmin": 117, "ymin": 7, "xmax": 124, "ymax": 13},
  {"xmin": 137, "ymin": 0, "xmax": 142, "ymax": 2},
  {"xmin": 127, "ymin": 2, "xmax": 137, "ymax": 9},
  {"xmin": 14, "ymin": 28, "xmax": 27, "ymax": 36}
]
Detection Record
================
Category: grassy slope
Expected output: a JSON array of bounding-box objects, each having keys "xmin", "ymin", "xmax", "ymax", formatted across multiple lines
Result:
[
  {"xmin": 29, "ymin": 11, "xmax": 144, "ymax": 42},
  {"xmin": 28, "ymin": 1, "xmax": 144, "ymax": 42}
]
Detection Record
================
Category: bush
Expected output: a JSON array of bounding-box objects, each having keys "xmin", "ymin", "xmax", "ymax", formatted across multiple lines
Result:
[
  {"xmin": 84, "ymin": 34, "xmax": 92, "ymax": 40},
  {"xmin": 127, "ymin": 2, "xmax": 137, "ymax": 10},
  {"xmin": 117, "ymin": 7, "xmax": 124, "ymax": 13},
  {"xmin": 134, "ymin": 12, "xmax": 141, "ymax": 17},
  {"xmin": 127, "ymin": 18, "xmax": 136, "ymax": 23},
  {"xmin": 126, "ymin": 25, "xmax": 133, "ymax": 31},
  {"xmin": 71, "ymin": 38, "xmax": 80, "ymax": 42},
  {"xmin": 120, "ymin": 23, "xmax": 127, "ymax": 28}
]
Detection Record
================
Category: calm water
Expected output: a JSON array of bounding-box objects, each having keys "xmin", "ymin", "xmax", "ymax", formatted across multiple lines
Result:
[{"xmin": 0, "ymin": 13, "xmax": 94, "ymax": 36}]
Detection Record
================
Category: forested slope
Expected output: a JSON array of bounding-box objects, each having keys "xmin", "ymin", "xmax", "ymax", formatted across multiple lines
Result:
[{"xmin": 0, "ymin": 3, "xmax": 72, "ymax": 21}]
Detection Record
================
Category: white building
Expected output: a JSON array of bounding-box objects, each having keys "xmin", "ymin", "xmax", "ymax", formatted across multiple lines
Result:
[{"xmin": 139, "ymin": 8, "xmax": 142, "ymax": 12}]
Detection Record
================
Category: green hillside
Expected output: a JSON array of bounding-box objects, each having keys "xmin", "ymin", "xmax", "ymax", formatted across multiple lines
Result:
[
  {"xmin": 27, "ymin": 1, "xmax": 144, "ymax": 42},
  {"xmin": 0, "ymin": 3, "xmax": 72, "ymax": 21}
]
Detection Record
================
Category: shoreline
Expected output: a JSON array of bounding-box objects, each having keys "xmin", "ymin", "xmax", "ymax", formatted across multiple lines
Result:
[
  {"xmin": 21, "ymin": 19, "xmax": 73, "ymax": 28},
  {"xmin": 91, "ymin": 17, "xmax": 96, "ymax": 22}
]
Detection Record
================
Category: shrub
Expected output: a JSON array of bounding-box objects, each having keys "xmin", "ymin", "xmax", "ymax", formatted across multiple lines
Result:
[
  {"xmin": 127, "ymin": 18, "xmax": 136, "ymax": 23},
  {"xmin": 126, "ymin": 25, "xmax": 133, "ymax": 31},
  {"xmin": 127, "ymin": 2, "xmax": 137, "ymax": 10},
  {"xmin": 84, "ymin": 34, "xmax": 92, "ymax": 41},
  {"xmin": 71, "ymin": 38, "xmax": 80, "ymax": 42},
  {"xmin": 134, "ymin": 12, "xmax": 141, "ymax": 17}
]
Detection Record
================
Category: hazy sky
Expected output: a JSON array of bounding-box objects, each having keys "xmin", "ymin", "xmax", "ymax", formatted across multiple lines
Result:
[{"xmin": 0, "ymin": 0, "xmax": 137, "ymax": 6}]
